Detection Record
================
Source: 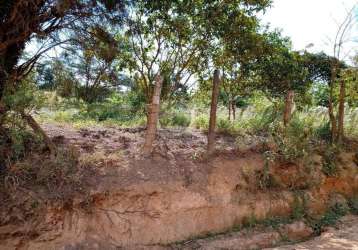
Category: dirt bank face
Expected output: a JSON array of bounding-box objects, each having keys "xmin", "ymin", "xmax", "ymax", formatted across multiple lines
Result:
[{"xmin": 0, "ymin": 125, "xmax": 357, "ymax": 249}]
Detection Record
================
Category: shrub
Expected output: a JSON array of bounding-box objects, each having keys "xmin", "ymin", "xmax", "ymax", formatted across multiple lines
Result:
[
  {"xmin": 270, "ymin": 114, "xmax": 315, "ymax": 161},
  {"xmin": 243, "ymin": 103, "xmax": 282, "ymax": 134},
  {"xmin": 217, "ymin": 118, "xmax": 233, "ymax": 134},
  {"xmin": 53, "ymin": 110, "xmax": 74, "ymax": 123},
  {"xmin": 0, "ymin": 124, "xmax": 42, "ymax": 170},
  {"xmin": 308, "ymin": 202, "xmax": 348, "ymax": 235},
  {"xmin": 321, "ymin": 146, "xmax": 339, "ymax": 177},
  {"xmin": 255, "ymin": 151, "xmax": 279, "ymax": 190},
  {"xmin": 160, "ymin": 112, "xmax": 191, "ymax": 128},
  {"xmin": 171, "ymin": 113, "xmax": 191, "ymax": 127},
  {"xmin": 314, "ymin": 121, "xmax": 331, "ymax": 141},
  {"xmin": 1, "ymin": 146, "xmax": 85, "ymax": 203},
  {"xmin": 348, "ymin": 196, "xmax": 358, "ymax": 215},
  {"xmin": 291, "ymin": 192, "xmax": 308, "ymax": 220},
  {"xmin": 191, "ymin": 114, "xmax": 209, "ymax": 131}
]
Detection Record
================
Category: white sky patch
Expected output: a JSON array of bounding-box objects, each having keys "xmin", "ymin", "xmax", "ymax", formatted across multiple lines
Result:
[{"xmin": 261, "ymin": 0, "xmax": 358, "ymax": 60}]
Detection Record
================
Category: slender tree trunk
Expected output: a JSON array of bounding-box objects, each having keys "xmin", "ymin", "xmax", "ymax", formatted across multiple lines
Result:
[
  {"xmin": 143, "ymin": 74, "xmax": 163, "ymax": 156},
  {"xmin": 328, "ymin": 64, "xmax": 338, "ymax": 142},
  {"xmin": 283, "ymin": 90, "xmax": 295, "ymax": 126},
  {"xmin": 0, "ymin": 100, "xmax": 6, "ymax": 127},
  {"xmin": 228, "ymin": 100, "xmax": 232, "ymax": 121},
  {"xmin": 207, "ymin": 69, "xmax": 221, "ymax": 155},
  {"xmin": 21, "ymin": 112, "xmax": 56, "ymax": 155},
  {"xmin": 232, "ymin": 101, "xmax": 236, "ymax": 121},
  {"xmin": 337, "ymin": 80, "xmax": 346, "ymax": 142},
  {"xmin": 328, "ymin": 84, "xmax": 337, "ymax": 142}
]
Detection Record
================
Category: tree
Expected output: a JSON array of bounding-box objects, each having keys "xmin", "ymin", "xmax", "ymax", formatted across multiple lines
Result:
[
  {"xmin": 0, "ymin": 0, "xmax": 126, "ymax": 107},
  {"xmin": 0, "ymin": 0, "xmax": 127, "ymax": 155},
  {"xmin": 121, "ymin": 0, "xmax": 208, "ymax": 108},
  {"xmin": 256, "ymin": 31, "xmax": 310, "ymax": 125},
  {"xmin": 327, "ymin": 4, "xmax": 357, "ymax": 142},
  {"xmin": 60, "ymin": 25, "xmax": 120, "ymax": 103},
  {"xmin": 218, "ymin": 44, "xmax": 261, "ymax": 121},
  {"xmin": 124, "ymin": 0, "xmax": 271, "ymax": 155},
  {"xmin": 143, "ymin": 74, "xmax": 163, "ymax": 156},
  {"xmin": 207, "ymin": 69, "xmax": 221, "ymax": 155},
  {"xmin": 36, "ymin": 62, "xmax": 55, "ymax": 90}
]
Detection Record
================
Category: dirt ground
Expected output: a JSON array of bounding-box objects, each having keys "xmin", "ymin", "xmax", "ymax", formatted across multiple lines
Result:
[
  {"xmin": 267, "ymin": 215, "xmax": 358, "ymax": 250},
  {"xmin": 42, "ymin": 123, "xmax": 358, "ymax": 250},
  {"xmin": 165, "ymin": 215, "xmax": 358, "ymax": 250},
  {"xmin": 42, "ymin": 122, "xmax": 241, "ymax": 190},
  {"xmin": 1, "ymin": 122, "xmax": 357, "ymax": 249}
]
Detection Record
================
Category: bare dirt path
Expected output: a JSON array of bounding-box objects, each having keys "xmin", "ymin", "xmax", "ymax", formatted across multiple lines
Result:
[
  {"xmin": 266, "ymin": 215, "xmax": 358, "ymax": 250},
  {"xmin": 175, "ymin": 215, "xmax": 358, "ymax": 250}
]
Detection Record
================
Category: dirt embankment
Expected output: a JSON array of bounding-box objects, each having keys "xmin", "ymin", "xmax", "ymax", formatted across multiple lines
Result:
[{"xmin": 0, "ymin": 125, "xmax": 358, "ymax": 249}]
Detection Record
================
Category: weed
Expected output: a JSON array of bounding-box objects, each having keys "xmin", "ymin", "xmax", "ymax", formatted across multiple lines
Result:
[
  {"xmin": 291, "ymin": 192, "xmax": 308, "ymax": 220},
  {"xmin": 307, "ymin": 203, "xmax": 348, "ymax": 235},
  {"xmin": 314, "ymin": 121, "xmax": 331, "ymax": 141},
  {"xmin": 256, "ymin": 151, "xmax": 278, "ymax": 190},
  {"xmin": 217, "ymin": 118, "xmax": 233, "ymax": 134},
  {"xmin": 160, "ymin": 112, "xmax": 191, "ymax": 128},
  {"xmin": 321, "ymin": 146, "xmax": 339, "ymax": 177},
  {"xmin": 348, "ymin": 196, "xmax": 358, "ymax": 215},
  {"xmin": 262, "ymin": 216, "xmax": 292, "ymax": 230},
  {"xmin": 242, "ymin": 213, "xmax": 258, "ymax": 228},
  {"xmin": 191, "ymin": 114, "xmax": 209, "ymax": 131},
  {"xmin": 1, "ymin": 146, "xmax": 87, "ymax": 203}
]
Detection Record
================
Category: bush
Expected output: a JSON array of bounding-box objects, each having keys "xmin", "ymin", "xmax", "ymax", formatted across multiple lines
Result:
[
  {"xmin": 53, "ymin": 110, "xmax": 74, "ymax": 123},
  {"xmin": 321, "ymin": 146, "xmax": 339, "ymax": 177},
  {"xmin": 269, "ymin": 114, "xmax": 316, "ymax": 161},
  {"xmin": 1, "ymin": 147, "xmax": 86, "ymax": 204},
  {"xmin": 314, "ymin": 121, "xmax": 331, "ymax": 141},
  {"xmin": 191, "ymin": 114, "xmax": 209, "ymax": 131},
  {"xmin": 309, "ymin": 203, "xmax": 348, "ymax": 235},
  {"xmin": 172, "ymin": 113, "xmax": 191, "ymax": 127},
  {"xmin": 348, "ymin": 196, "xmax": 358, "ymax": 215},
  {"xmin": 216, "ymin": 118, "xmax": 233, "ymax": 134},
  {"xmin": 160, "ymin": 112, "xmax": 191, "ymax": 128},
  {"xmin": 243, "ymin": 104, "xmax": 282, "ymax": 134}
]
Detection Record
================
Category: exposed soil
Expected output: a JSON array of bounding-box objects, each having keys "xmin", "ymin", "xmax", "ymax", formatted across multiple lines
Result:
[
  {"xmin": 0, "ymin": 122, "xmax": 357, "ymax": 249},
  {"xmin": 42, "ymin": 122, "xmax": 241, "ymax": 191},
  {"xmin": 164, "ymin": 215, "xmax": 358, "ymax": 250},
  {"xmin": 267, "ymin": 215, "xmax": 358, "ymax": 250}
]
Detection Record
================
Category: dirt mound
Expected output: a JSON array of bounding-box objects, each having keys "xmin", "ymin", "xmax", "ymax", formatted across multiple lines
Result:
[{"xmin": 0, "ymin": 124, "xmax": 358, "ymax": 249}]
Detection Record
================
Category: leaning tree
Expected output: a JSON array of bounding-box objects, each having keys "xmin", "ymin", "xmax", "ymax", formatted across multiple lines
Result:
[{"xmin": 0, "ymin": 0, "xmax": 127, "ymax": 164}]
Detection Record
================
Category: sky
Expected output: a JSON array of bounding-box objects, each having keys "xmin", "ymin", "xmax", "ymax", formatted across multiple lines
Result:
[{"xmin": 261, "ymin": 0, "xmax": 358, "ymax": 60}]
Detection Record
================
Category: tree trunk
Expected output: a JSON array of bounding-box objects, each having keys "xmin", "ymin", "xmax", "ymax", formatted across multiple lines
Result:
[
  {"xmin": 21, "ymin": 112, "xmax": 56, "ymax": 155},
  {"xmin": 207, "ymin": 69, "xmax": 221, "ymax": 155},
  {"xmin": 143, "ymin": 74, "xmax": 163, "ymax": 156},
  {"xmin": 328, "ymin": 84, "xmax": 337, "ymax": 142},
  {"xmin": 337, "ymin": 80, "xmax": 346, "ymax": 142},
  {"xmin": 228, "ymin": 100, "xmax": 232, "ymax": 121},
  {"xmin": 0, "ymin": 43, "xmax": 26, "ymax": 126},
  {"xmin": 283, "ymin": 90, "xmax": 295, "ymax": 126},
  {"xmin": 328, "ymin": 64, "xmax": 338, "ymax": 142},
  {"xmin": 0, "ymin": 101, "xmax": 6, "ymax": 127},
  {"xmin": 232, "ymin": 101, "xmax": 236, "ymax": 121}
]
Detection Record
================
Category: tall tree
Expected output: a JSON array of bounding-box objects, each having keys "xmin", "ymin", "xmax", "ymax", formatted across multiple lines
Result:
[
  {"xmin": 143, "ymin": 74, "xmax": 163, "ymax": 156},
  {"xmin": 328, "ymin": 4, "xmax": 357, "ymax": 142},
  {"xmin": 207, "ymin": 69, "xmax": 221, "ymax": 155},
  {"xmin": 256, "ymin": 31, "xmax": 309, "ymax": 125},
  {"xmin": 0, "ymin": 0, "xmax": 127, "ymax": 155},
  {"xmin": 0, "ymin": 0, "xmax": 126, "ymax": 105},
  {"xmin": 60, "ymin": 25, "xmax": 120, "ymax": 103}
]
